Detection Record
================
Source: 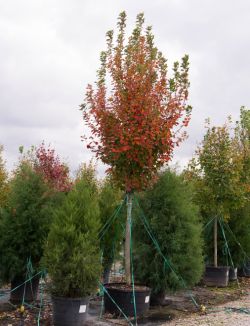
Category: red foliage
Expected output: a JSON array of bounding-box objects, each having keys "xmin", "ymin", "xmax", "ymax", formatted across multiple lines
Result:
[
  {"xmin": 82, "ymin": 12, "xmax": 192, "ymax": 191},
  {"xmin": 35, "ymin": 143, "xmax": 72, "ymax": 192}
]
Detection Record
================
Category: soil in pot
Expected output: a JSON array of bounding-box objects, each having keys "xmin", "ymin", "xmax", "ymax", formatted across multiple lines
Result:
[
  {"xmin": 104, "ymin": 282, "xmax": 151, "ymax": 317},
  {"xmin": 52, "ymin": 296, "xmax": 89, "ymax": 326},
  {"xmin": 10, "ymin": 275, "xmax": 40, "ymax": 304},
  {"xmin": 203, "ymin": 266, "xmax": 229, "ymax": 287}
]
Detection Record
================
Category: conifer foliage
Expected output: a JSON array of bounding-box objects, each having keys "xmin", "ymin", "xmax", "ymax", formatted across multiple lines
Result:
[
  {"xmin": 0, "ymin": 162, "xmax": 52, "ymax": 283},
  {"xmin": 44, "ymin": 176, "xmax": 101, "ymax": 298},
  {"xmin": 134, "ymin": 170, "xmax": 204, "ymax": 295}
]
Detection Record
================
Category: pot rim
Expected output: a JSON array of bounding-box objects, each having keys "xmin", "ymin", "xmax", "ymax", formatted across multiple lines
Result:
[
  {"xmin": 52, "ymin": 295, "xmax": 90, "ymax": 301},
  {"xmin": 104, "ymin": 282, "xmax": 151, "ymax": 293}
]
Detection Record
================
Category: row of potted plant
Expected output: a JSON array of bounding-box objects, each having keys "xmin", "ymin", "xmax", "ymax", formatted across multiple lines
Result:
[
  {"xmin": 0, "ymin": 162, "xmax": 202, "ymax": 322},
  {"xmin": 0, "ymin": 11, "xmax": 250, "ymax": 326},
  {"xmin": 1, "ymin": 147, "xmax": 250, "ymax": 323}
]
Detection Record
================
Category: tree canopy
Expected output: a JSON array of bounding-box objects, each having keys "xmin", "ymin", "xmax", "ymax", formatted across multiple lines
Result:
[{"xmin": 82, "ymin": 12, "xmax": 192, "ymax": 192}]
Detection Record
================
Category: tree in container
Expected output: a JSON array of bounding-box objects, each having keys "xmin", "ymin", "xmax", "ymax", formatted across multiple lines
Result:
[
  {"xmin": 228, "ymin": 107, "xmax": 250, "ymax": 274},
  {"xmin": 43, "ymin": 172, "xmax": 101, "ymax": 326},
  {"xmin": 134, "ymin": 169, "xmax": 204, "ymax": 304},
  {"xmin": 82, "ymin": 11, "xmax": 192, "ymax": 316},
  {"xmin": 0, "ymin": 161, "xmax": 53, "ymax": 301},
  {"xmin": 188, "ymin": 118, "xmax": 244, "ymax": 286}
]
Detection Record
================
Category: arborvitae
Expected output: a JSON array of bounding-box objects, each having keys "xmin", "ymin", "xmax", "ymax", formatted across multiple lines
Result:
[
  {"xmin": 0, "ymin": 162, "xmax": 52, "ymax": 283},
  {"xmin": 134, "ymin": 169, "xmax": 204, "ymax": 297},
  {"xmin": 43, "ymin": 176, "xmax": 102, "ymax": 298}
]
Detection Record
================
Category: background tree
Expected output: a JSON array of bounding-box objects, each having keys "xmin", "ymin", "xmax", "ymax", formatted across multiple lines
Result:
[
  {"xmin": 0, "ymin": 162, "xmax": 52, "ymax": 284},
  {"xmin": 187, "ymin": 119, "xmax": 244, "ymax": 267},
  {"xmin": 19, "ymin": 143, "xmax": 72, "ymax": 193},
  {"xmin": 234, "ymin": 107, "xmax": 250, "ymax": 196},
  {"xmin": 134, "ymin": 169, "xmax": 203, "ymax": 301},
  {"xmin": 227, "ymin": 107, "xmax": 250, "ymax": 266},
  {"xmin": 75, "ymin": 161, "xmax": 98, "ymax": 191},
  {"xmin": 0, "ymin": 145, "xmax": 8, "ymax": 208},
  {"xmin": 35, "ymin": 143, "xmax": 72, "ymax": 192},
  {"xmin": 82, "ymin": 11, "xmax": 192, "ymax": 284}
]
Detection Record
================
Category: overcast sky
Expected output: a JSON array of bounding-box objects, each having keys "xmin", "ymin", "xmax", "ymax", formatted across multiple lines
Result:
[{"xmin": 0, "ymin": 0, "xmax": 249, "ymax": 176}]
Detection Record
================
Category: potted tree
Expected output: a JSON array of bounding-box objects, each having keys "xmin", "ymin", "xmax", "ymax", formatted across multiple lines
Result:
[
  {"xmin": 231, "ymin": 107, "xmax": 250, "ymax": 277},
  {"xmin": 0, "ymin": 161, "xmax": 52, "ymax": 303},
  {"xmin": 82, "ymin": 11, "xmax": 192, "ymax": 317},
  {"xmin": 134, "ymin": 169, "xmax": 204, "ymax": 305},
  {"xmin": 75, "ymin": 162, "xmax": 123, "ymax": 284},
  {"xmin": 188, "ymin": 119, "xmax": 244, "ymax": 287},
  {"xmin": 43, "ymin": 175, "xmax": 102, "ymax": 326}
]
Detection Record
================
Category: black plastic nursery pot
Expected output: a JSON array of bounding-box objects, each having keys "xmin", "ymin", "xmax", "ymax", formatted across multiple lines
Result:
[
  {"xmin": 52, "ymin": 296, "xmax": 89, "ymax": 326},
  {"xmin": 104, "ymin": 283, "xmax": 151, "ymax": 317},
  {"xmin": 229, "ymin": 267, "xmax": 237, "ymax": 281},
  {"xmin": 203, "ymin": 266, "xmax": 230, "ymax": 287},
  {"xmin": 238, "ymin": 261, "xmax": 250, "ymax": 277},
  {"xmin": 10, "ymin": 275, "xmax": 40, "ymax": 304},
  {"xmin": 149, "ymin": 291, "xmax": 166, "ymax": 306}
]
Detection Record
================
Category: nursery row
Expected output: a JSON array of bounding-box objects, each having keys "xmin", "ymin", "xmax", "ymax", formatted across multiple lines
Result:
[
  {"xmin": 1, "ymin": 11, "xmax": 250, "ymax": 325},
  {"xmin": 0, "ymin": 126, "xmax": 250, "ymax": 324}
]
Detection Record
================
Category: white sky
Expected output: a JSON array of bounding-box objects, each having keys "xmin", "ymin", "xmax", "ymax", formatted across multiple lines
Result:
[{"xmin": 0, "ymin": 0, "xmax": 249, "ymax": 176}]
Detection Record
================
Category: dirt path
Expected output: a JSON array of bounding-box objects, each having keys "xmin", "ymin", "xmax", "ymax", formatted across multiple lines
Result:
[{"xmin": 164, "ymin": 289, "xmax": 250, "ymax": 326}]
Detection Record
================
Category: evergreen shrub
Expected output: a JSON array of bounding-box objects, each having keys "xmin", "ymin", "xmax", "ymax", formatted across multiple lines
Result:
[
  {"xmin": 0, "ymin": 162, "xmax": 53, "ymax": 283},
  {"xmin": 43, "ymin": 177, "xmax": 102, "ymax": 298},
  {"xmin": 134, "ymin": 169, "xmax": 204, "ymax": 297}
]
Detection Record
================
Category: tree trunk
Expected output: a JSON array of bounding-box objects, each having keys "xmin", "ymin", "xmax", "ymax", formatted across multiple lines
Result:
[
  {"xmin": 103, "ymin": 264, "xmax": 112, "ymax": 284},
  {"xmin": 125, "ymin": 193, "xmax": 132, "ymax": 285},
  {"xmin": 214, "ymin": 217, "xmax": 218, "ymax": 267}
]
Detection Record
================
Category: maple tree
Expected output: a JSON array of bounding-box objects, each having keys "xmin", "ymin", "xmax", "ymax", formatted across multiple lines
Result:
[
  {"xmin": 19, "ymin": 143, "xmax": 72, "ymax": 192},
  {"xmin": 34, "ymin": 143, "xmax": 72, "ymax": 192},
  {"xmin": 82, "ymin": 11, "xmax": 192, "ymax": 285},
  {"xmin": 82, "ymin": 11, "xmax": 192, "ymax": 192}
]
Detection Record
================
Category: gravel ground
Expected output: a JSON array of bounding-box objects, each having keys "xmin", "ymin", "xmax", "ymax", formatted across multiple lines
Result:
[
  {"xmin": 1, "ymin": 279, "xmax": 250, "ymax": 325},
  {"xmin": 164, "ymin": 289, "xmax": 250, "ymax": 326}
]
